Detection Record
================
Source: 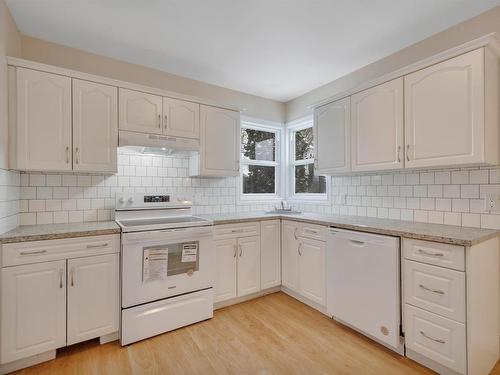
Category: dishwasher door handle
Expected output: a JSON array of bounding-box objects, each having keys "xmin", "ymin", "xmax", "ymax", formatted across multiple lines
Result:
[{"xmin": 349, "ymin": 239, "xmax": 365, "ymax": 246}]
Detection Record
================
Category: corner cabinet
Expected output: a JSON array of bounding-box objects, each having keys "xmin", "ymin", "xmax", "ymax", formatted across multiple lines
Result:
[
  {"xmin": 9, "ymin": 67, "xmax": 118, "ymax": 173},
  {"xmin": 351, "ymin": 78, "xmax": 404, "ymax": 171},
  {"xmin": 190, "ymin": 105, "xmax": 240, "ymax": 177},
  {"xmin": 405, "ymin": 48, "xmax": 498, "ymax": 168},
  {"xmin": 314, "ymin": 97, "xmax": 350, "ymax": 174},
  {"xmin": 260, "ymin": 220, "xmax": 281, "ymax": 289}
]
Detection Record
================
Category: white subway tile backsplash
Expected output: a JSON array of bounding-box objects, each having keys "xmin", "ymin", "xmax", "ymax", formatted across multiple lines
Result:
[
  {"xmin": 451, "ymin": 171, "xmax": 469, "ymax": 184},
  {"xmin": 435, "ymin": 171, "xmax": 451, "ymax": 184}
]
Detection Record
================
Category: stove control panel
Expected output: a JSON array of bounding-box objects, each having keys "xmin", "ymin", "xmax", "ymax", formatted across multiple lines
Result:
[
  {"xmin": 144, "ymin": 195, "xmax": 170, "ymax": 203},
  {"xmin": 115, "ymin": 194, "xmax": 191, "ymax": 210}
]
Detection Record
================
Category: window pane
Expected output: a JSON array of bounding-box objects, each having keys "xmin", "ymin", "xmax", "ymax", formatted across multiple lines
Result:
[
  {"xmin": 242, "ymin": 165, "xmax": 275, "ymax": 194},
  {"xmin": 241, "ymin": 128, "xmax": 275, "ymax": 161},
  {"xmin": 295, "ymin": 164, "xmax": 326, "ymax": 194},
  {"xmin": 295, "ymin": 127, "xmax": 314, "ymax": 160}
]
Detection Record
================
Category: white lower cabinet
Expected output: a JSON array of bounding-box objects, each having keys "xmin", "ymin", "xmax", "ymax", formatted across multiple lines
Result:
[
  {"xmin": 67, "ymin": 253, "xmax": 119, "ymax": 345},
  {"xmin": 281, "ymin": 220, "xmax": 326, "ymax": 307},
  {"xmin": 298, "ymin": 238, "xmax": 326, "ymax": 305},
  {"xmin": 214, "ymin": 222, "xmax": 262, "ymax": 303},
  {"xmin": 1, "ymin": 260, "xmax": 67, "ymax": 364},
  {"xmin": 0, "ymin": 235, "xmax": 120, "ymax": 369},
  {"xmin": 260, "ymin": 220, "xmax": 281, "ymax": 289}
]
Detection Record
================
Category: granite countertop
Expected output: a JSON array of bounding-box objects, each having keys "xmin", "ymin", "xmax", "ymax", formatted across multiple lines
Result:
[
  {"xmin": 200, "ymin": 212, "xmax": 499, "ymax": 247},
  {"xmin": 0, "ymin": 221, "xmax": 121, "ymax": 244}
]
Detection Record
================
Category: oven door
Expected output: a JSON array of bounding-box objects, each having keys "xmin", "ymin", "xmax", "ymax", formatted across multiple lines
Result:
[{"xmin": 121, "ymin": 226, "xmax": 214, "ymax": 308}]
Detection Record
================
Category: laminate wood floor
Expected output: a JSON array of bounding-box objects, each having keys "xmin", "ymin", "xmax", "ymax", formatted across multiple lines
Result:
[{"xmin": 12, "ymin": 292, "xmax": 500, "ymax": 375}]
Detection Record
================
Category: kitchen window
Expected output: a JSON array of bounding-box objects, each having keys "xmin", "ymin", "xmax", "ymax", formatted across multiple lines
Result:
[
  {"xmin": 240, "ymin": 120, "xmax": 282, "ymax": 200},
  {"xmin": 288, "ymin": 118, "xmax": 328, "ymax": 200}
]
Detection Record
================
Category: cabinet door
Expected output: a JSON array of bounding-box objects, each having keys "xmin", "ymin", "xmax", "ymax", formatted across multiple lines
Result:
[
  {"xmin": 163, "ymin": 97, "xmax": 200, "ymax": 139},
  {"xmin": 119, "ymin": 88, "xmax": 163, "ymax": 134},
  {"xmin": 405, "ymin": 49, "xmax": 484, "ymax": 168},
  {"xmin": 261, "ymin": 220, "xmax": 281, "ymax": 289},
  {"xmin": 237, "ymin": 236, "xmax": 261, "ymax": 297},
  {"xmin": 351, "ymin": 78, "xmax": 403, "ymax": 171},
  {"xmin": 281, "ymin": 221, "xmax": 300, "ymax": 292},
  {"xmin": 314, "ymin": 97, "xmax": 350, "ymax": 173},
  {"xmin": 199, "ymin": 105, "xmax": 240, "ymax": 177},
  {"xmin": 73, "ymin": 79, "xmax": 118, "ymax": 173},
  {"xmin": 215, "ymin": 239, "xmax": 237, "ymax": 302},
  {"xmin": 15, "ymin": 68, "xmax": 72, "ymax": 171},
  {"xmin": 298, "ymin": 238, "xmax": 326, "ymax": 305},
  {"xmin": 67, "ymin": 254, "xmax": 119, "ymax": 345},
  {"xmin": 1, "ymin": 260, "xmax": 66, "ymax": 364}
]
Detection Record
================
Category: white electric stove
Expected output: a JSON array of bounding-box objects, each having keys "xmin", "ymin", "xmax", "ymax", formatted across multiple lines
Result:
[{"xmin": 115, "ymin": 194, "xmax": 215, "ymax": 345}]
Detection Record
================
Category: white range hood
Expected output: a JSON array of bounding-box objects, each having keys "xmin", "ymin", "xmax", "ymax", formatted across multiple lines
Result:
[{"xmin": 119, "ymin": 130, "xmax": 200, "ymax": 152}]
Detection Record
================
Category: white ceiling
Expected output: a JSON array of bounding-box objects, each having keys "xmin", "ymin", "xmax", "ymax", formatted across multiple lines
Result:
[{"xmin": 6, "ymin": 0, "xmax": 500, "ymax": 102}]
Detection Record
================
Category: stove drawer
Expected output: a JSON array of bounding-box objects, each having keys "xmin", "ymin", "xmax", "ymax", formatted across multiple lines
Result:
[
  {"xmin": 2, "ymin": 235, "xmax": 120, "ymax": 266},
  {"xmin": 215, "ymin": 222, "xmax": 260, "ymax": 239}
]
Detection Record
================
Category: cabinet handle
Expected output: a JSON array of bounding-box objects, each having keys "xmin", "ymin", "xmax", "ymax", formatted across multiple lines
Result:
[
  {"xmin": 419, "ymin": 330, "xmax": 445, "ymax": 344},
  {"xmin": 158, "ymin": 114, "xmax": 161, "ymax": 128},
  {"xmin": 235, "ymin": 159, "xmax": 240, "ymax": 172},
  {"xmin": 349, "ymin": 239, "xmax": 365, "ymax": 246},
  {"xmin": 231, "ymin": 229, "xmax": 244, "ymax": 233},
  {"xmin": 417, "ymin": 249, "xmax": 444, "ymax": 257},
  {"xmin": 75, "ymin": 147, "xmax": 79, "ymax": 164},
  {"xmin": 304, "ymin": 228, "xmax": 318, "ymax": 234},
  {"xmin": 59, "ymin": 269, "xmax": 64, "ymax": 289},
  {"xmin": 86, "ymin": 243, "xmax": 109, "ymax": 249},
  {"xmin": 293, "ymin": 228, "xmax": 298, "ymax": 241},
  {"xmin": 233, "ymin": 244, "xmax": 237, "ymax": 258},
  {"xmin": 397, "ymin": 145, "xmax": 401, "ymax": 163},
  {"xmin": 164, "ymin": 115, "xmax": 168, "ymax": 129},
  {"xmin": 239, "ymin": 243, "xmax": 243, "ymax": 257},
  {"xmin": 298, "ymin": 243, "xmax": 302, "ymax": 256},
  {"xmin": 419, "ymin": 284, "xmax": 444, "ymax": 295},
  {"xmin": 406, "ymin": 144, "xmax": 410, "ymax": 161},
  {"xmin": 65, "ymin": 146, "xmax": 70, "ymax": 164},
  {"xmin": 70, "ymin": 267, "xmax": 75, "ymax": 287},
  {"xmin": 20, "ymin": 249, "xmax": 47, "ymax": 256}
]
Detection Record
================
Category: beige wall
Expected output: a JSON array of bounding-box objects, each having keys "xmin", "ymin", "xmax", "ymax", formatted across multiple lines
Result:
[
  {"xmin": 0, "ymin": 0, "xmax": 21, "ymax": 169},
  {"xmin": 20, "ymin": 36, "xmax": 286, "ymax": 123},
  {"xmin": 286, "ymin": 6, "xmax": 500, "ymax": 121}
]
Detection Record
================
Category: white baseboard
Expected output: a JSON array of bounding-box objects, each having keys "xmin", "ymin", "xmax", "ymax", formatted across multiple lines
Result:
[
  {"xmin": 214, "ymin": 286, "xmax": 281, "ymax": 310},
  {"xmin": 0, "ymin": 350, "xmax": 55, "ymax": 375}
]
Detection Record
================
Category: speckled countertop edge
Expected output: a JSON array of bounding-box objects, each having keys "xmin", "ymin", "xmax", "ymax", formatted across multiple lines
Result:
[
  {"xmin": 0, "ymin": 221, "xmax": 121, "ymax": 244},
  {"xmin": 200, "ymin": 212, "xmax": 499, "ymax": 247}
]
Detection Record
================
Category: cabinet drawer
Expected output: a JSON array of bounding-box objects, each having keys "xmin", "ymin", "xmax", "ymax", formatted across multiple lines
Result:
[
  {"xmin": 404, "ymin": 304, "xmax": 466, "ymax": 374},
  {"xmin": 403, "ymin": 238, "xmax": 464, "ymax": 271},
  {"xmin": 214, "ymin": 222, "xmax": 260, "ymax": 240},
  {"xmin": 298, "ymin": 222, "xmax": 327, "ymax": 242},
  {"xmin": 2, "ymin": 235, "xmax": 120, "ymax": 267},
  {"xmin": 404, "ymin": 260, "xmax": 465, "ymax": 322}
]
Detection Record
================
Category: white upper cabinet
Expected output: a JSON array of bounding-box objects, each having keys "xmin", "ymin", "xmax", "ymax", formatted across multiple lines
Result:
[
  {"xmin": 351, "ymin": 78, "xmax": 404, "ymax": 171},
  {"xmin": 405, "ymin": 48, "xmax": 498, "ymax": 168},
  {"xmin": 119, "ymin": 88, "xmax": 163, "ymax": 135},
  {"xmin": 11, "ymin": 68, "xmax": 72, "ymax": 171},
  {"xmin": 314, "ymin": 97, "xmax": 350, "ymax": 174},
  {"xmin": 163, "ymin": 97, "xmax": 200, "ymax": 139},
  {"xmin": 192, "ymin": 105, "xmax": 240, "ymax": 177},
  {"xmin": 1, "ymin": 260, "xmax": 66, "ymax": 364},
  {"xmin": 67, "ymin": 254, "xmax": 119, "ymax": 345},
  {"xmin": 72, "ymin": 79, "xmax": 118, "ymax": 173}
]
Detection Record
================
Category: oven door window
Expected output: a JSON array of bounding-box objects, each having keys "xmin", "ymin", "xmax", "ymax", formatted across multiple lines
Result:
[{"xmin": 142, "ymin": 241, "xmax": 199, "ymax": 282}]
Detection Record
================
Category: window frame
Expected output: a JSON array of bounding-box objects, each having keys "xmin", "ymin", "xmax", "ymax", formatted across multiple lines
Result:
[
  {"xmin": 286, "ymin": 116, "xmax": 330, "ymax": 202},
  {"xmin": 238, "ymin": 118, "xmax": 284, "ymax": 202}
]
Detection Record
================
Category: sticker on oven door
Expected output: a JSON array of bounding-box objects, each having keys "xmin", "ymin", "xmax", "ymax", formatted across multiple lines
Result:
[
  {"xmin": 143, "ymin": 247, "xmax": 168, "ymax": 283},
  {"xmin": 181, "ymin": 243, "xmax": 198, "ymax": 263}
]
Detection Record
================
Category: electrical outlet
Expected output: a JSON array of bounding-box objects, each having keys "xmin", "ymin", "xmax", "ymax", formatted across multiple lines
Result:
[{"xmin": 484, "ymin": 195, "xmax": 500, "ymax": 211}]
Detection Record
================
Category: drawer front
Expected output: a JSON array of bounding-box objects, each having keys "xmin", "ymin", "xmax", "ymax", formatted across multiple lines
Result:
[
  {"xmin": 298, "ymin": 222, "xmax": 326, "ymax": 242},
  {"xmin": 404, "ymin": 304, "xmax": 466, "ymax": 374},
  {"xmin": 2, "ymin": 235, "xmax": 120, "ymax": 267},
  {"xmin": 404, "ymin": 260, "xmax": 465, "ymax": 322},
  {"xmin": 403, "ymin": 238, "xmax": 465, "ymax": 271},
  {"xmin": 214, "ymin": 222, "xmax": 260, "ymax": 240}
]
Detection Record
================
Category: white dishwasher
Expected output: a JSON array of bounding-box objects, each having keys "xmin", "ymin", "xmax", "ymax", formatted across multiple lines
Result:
[{"xmin": 327, "ymin": 228, "xmax": 403, "ymax": 353}]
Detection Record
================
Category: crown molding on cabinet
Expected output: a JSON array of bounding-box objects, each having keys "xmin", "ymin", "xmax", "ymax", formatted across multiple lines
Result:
[
  {"xmin": 308, "ymin": 32, "xmax": 500, "ymax": 110},
  {"xmin": 6, "ymin": 56, "xmax": 244, "ymax": 113}
]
